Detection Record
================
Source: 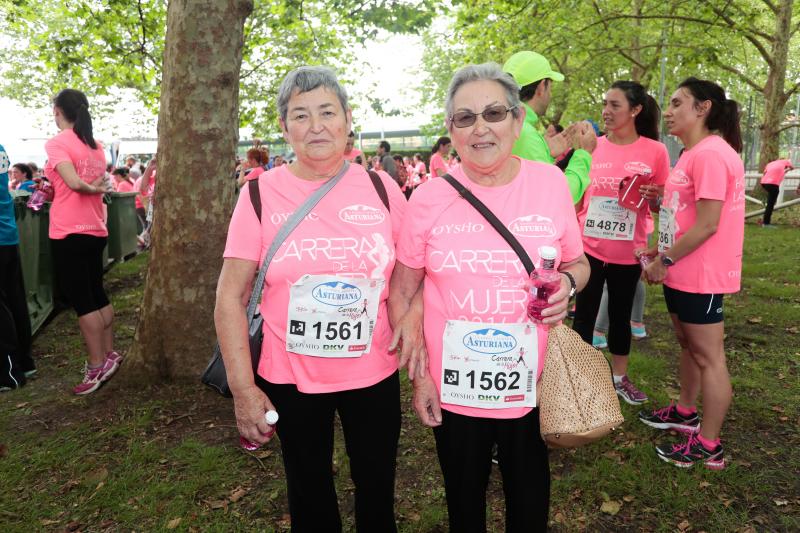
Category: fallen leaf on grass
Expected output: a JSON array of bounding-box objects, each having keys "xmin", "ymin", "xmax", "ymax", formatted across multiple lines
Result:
[
  {"xmin": 229, "ymin": 487, "xmax": 248, "ymax": 503},
  {"xmin": 779, "ymin": 416, "xmax": 789, "ymax": 422},
  {"xmin": 40, "ymin": 519, "xmax": 60, "ymax": 526},
  {"xmin": 699, "ymin": 481, "xmax": 711, "ymax": 488},
  {"xmin": 623, "ymin": 495, "xmax": 635, "ymax": 502},
  {"xmin": 85, "ymin": 467, "xmax": 109, "ymax": 484},
  {"xmin": 15, "ymin": 402, "xmax": 28, "ymax": 408},
  {"xmin": 600, "ymin": 500, "xmax": 621, "ymax": 515},
  {"xmin": 747, "ymin": 317, "xmax": 762, "ymax": 324},
  {"xmin": 209, "ymin": 500, "xmax": 227, "ymax": 510},
  {"xmin": 553, "ymin": 511, "xmax": 565, "ymax": 523},
  {"xmin": 677, "ymin": 519, "xmax": 691, "ymax": 531},
  {"xmin": 0, "ymin": 443, "xmax": 7, "ymax": 458},
  {"xmin": 786, "ymin": 326, "xmax": 798, "ymax": 334},
  {"xmin": 166, "ymin": 517, "xmax": 182, "ymax": 529},
  {"xmin": 66, "ymin": 521, "xmax": 82, "ymax": 531},
  {"xmin": 774, "ymin": 499, "xmax": 789, "ymax": 506}
]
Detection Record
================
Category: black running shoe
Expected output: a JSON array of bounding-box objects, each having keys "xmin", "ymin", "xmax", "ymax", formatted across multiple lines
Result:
[
  {"xmin": 655, "ymin": 432, "xmax": 725, "ymax": 470},
  {"xmin": 638, "ymin": 401, "xmax": 700, "ymax": 433}
]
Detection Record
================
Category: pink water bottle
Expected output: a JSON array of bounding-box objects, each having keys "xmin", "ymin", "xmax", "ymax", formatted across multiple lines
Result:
[
  {"xmin": 638, "ymin": 253, "xmax": 651, "ymax": 269},
  {"xmin": 27, "ymin": 181, "xmax": 51, "ymax": 211},
  {"xmin": 527, "ymin": 246, "xmax": 562, "ymax": 322},
  {"xmin": 239, "ymin": 410, "xmax": 279, "ymax": 451}
]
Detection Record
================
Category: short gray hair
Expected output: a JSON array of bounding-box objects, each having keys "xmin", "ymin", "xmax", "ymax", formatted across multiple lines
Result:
[
  {"xmin": 444, "ymin": 62, "xmax": 521, "ymax": 121},
  {"xmin": 276, "ymin": 66, "xmax": 349, "ymax": 122}
]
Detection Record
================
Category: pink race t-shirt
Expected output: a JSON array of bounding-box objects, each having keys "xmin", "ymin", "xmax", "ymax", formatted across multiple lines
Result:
[
  {"xmin": 577, "ymin": 136, "xmax": 670, "ymax": 264},
  {"xmin": 44, "ymin": 129, "xmax": 107, "ymax": 239},
  {"xmin": 760, "ymin": 159, "xmax": 792, "ymax": 185},
  {"xmin": 396, "ymin": 158, "xmax": 583, "ymax": 419},
  {"xmin": 223, "ymin": 163, "xmax": 407, "ymax": 393},
  {"xmin": 115, "ymin": 180, "xmax": 135, "ymax": 193},
  {"xmin": 429, "ymin": 152, "xmax": 448, "ymax": 178},
  {"xmin": 661, "ymin": 135, "xmax": 745, "ymax": 294}
]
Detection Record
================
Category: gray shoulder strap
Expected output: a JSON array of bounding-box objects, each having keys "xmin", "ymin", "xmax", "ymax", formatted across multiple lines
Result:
[{"xmin": 245, "ymin": 161, "xmax": 350, "ymax": 319}]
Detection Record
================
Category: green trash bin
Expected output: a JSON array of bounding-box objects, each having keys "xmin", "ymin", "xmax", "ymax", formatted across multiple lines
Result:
[
  {"xmin": 106, "ymin": 192, "xmax": 139, "ymax": 263},
  {"xmin": 13, "ymin": 193, "xmax": 55, "ymax": 335}
]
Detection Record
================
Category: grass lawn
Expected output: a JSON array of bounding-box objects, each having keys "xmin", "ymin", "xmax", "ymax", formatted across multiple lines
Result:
[{"xmin": 1, "ymin": 205, "xmax": 799, "ymax": 532}]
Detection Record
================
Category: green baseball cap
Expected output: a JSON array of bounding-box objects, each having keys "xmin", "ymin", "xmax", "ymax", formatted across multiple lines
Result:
[{"xmin": 503, "ymin": 51, "xmax": 564, "ymax": 86}]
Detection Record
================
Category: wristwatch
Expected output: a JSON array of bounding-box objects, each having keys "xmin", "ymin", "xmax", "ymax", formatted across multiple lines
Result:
[
  {"xmin": 562, "ymin": 271, "xmax": 577, "ymax": 298},
  {"xmin": 660, "ymin": 254, "xmax": 676, "ymax": 267}
]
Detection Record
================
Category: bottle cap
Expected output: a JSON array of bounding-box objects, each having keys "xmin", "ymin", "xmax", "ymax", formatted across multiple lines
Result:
[
  {"xmin": 539, "ymin": 246, "xmax": 557, "ymax": 261},
  {"xmin": 265, "ymin": 410, "xmax": 279, "ymax": 425}
]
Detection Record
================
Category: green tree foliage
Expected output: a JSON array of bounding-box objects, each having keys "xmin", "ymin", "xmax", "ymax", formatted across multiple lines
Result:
[
  {"xmin": 418, "ymin": 0, "xmax": 800, "ymax": 167},
  {"xmin": 0, "ymin": 0, "xmax": 434, "ymax": 133}
]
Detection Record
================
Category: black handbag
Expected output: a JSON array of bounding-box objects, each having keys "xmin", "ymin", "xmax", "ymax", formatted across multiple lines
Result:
[{"xmin": 201, "ymin": 163, "xmax": 390, "ymax": 397}]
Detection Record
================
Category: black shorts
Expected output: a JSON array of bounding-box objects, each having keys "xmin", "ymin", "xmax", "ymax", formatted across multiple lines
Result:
[
  {"xmin": 50, "ymin": 234, "xmax": 110, "ymax": 316},
  {"xmin": 663, "ymin": 285, "xmax": 724, "ymax": 324}
]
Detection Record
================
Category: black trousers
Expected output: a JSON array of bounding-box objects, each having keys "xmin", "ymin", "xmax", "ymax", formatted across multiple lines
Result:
[
  {"xmin": 573, "ymin": 252, "xmax": 641, "ymax": 356},
  {"xmin": 0, "ymin": 244, "xmax": 34, "ymax": 386},
  {"xmin": 257, "ymin": 372, "xmax": 401, "ymax": 533},
  {"xmin": 433, "ymin": 409, "xmax": 550, "ymax": 533},
  {"xmin": 762, "ymin": 183, "xmax": 780, "ymax": 225},
  {"xmin": 50, "ymin": 234, "xmax": 109, "ymax": 316}
]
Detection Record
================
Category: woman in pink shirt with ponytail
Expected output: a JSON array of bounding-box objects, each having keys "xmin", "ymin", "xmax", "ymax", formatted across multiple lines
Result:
[
  {"xmin": 639, "ymin": 77, "xmax": 745, "ymax": 470},
  {"xmin": 44, "ymin": 89, "xmax": 120, "ymax": 395}
]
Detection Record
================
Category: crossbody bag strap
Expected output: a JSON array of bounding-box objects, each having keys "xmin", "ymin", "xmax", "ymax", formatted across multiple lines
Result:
[
  {"xmin": 248, "ymin": 178, "xmax": 262, "ymax": 222},
  {"xmin": 441, "ymin": 173, "xmax": 535, "ymax": 276},
  {"xmin": 245, "ymin": 161, "xmax": 351, "ymax": 320},
  {"xmin": 367, "ymin": 170, "xmax": 390, "ymax": 211}
]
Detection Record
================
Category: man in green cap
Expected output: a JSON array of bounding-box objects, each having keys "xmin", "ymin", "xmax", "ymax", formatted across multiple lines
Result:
[{"xmin": 503, "ymin": 50, "xmax": 595, "ymax": 204}]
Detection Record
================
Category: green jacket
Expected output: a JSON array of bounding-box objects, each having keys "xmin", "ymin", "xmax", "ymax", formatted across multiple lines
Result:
[{"xmin": 512, "ymin": 103, "xmax": 591, "ymax": 203}]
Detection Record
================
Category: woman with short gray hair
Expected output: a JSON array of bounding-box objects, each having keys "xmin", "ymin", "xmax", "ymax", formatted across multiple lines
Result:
[
  {"xmin": 215, "ymin": 65, "xmax": 410, "ymax": 532},
  {"xmin": 389, "ymin": 62, "xmax": 590, "ymax": 531}
]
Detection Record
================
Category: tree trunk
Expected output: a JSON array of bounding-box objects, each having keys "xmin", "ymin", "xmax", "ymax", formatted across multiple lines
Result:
[
  {"xmin": 758, "ymin": 0, "xmax": 793, "ymax": 171},
  {"xmin": 124, "ymin": 0, "xmax": 254, "ymax": 381}
]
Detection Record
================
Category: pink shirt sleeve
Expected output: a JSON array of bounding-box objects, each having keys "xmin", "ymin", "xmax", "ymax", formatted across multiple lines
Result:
[
  {"xmin": 44, "ymin": 136, "xmax": 72, "ymax": 168},
  {"xmin": 691, "ymin": 150, "xmax": 728, "ymax": 202},
  {"xmin": 223, "ymin": 180, "xmax": 263, "ymax": 263}
]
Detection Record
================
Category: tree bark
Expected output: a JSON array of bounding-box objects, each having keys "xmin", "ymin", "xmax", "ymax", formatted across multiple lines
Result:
[
  {"xmin": 124, "ymin": 0, "xmax": 254, "ymax": 381},
  {"xmin": 758, "ymin": 0, "xmax": 793, "ymax": 171}
]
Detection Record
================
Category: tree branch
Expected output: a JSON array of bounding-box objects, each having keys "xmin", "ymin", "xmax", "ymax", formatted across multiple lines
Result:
[
  {"xmin": 758, "ymin": 0, "xmax": 778, "ymax": 14},
  {"xmin": 776, "ymin": 122, "xmax": 800, "ymax": 134},
  {"xmin": 714, "ymin": 61, "xmax": 764, "ymax": 92}
]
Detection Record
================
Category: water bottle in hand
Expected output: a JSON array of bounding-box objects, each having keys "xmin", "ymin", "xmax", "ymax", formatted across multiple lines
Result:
[{"xmin": 527, "ymin": 246, "xmax": 562, "ymax": 322}]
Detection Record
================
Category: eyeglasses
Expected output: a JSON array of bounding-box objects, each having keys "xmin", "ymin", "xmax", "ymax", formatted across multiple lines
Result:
[{"xmin": 449, "ymin": 105, "xmax": 517, "ymax": 128}]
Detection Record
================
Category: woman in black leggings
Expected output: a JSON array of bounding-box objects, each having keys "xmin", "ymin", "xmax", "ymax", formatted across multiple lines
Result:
[
  {"xmin": 44, "ymin": 89, "xmax": 120, "ymax": 395},
  {"xmin": 572, "ymin": 81, "xmax": 670, "ymax": 405}
]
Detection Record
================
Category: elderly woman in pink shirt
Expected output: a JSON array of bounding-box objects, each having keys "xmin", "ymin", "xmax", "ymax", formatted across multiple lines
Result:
[
  {"xmin": 389, "ymin": 62, "xmax": 589, "ymax": 532},
  {"xmin": 215, "ymin": 66, "xmax": 411, "ymax": 532}
]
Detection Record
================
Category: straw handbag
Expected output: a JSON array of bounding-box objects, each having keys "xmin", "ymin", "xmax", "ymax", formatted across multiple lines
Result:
[{"xmin": 539, "ymin": 325, "xmax": 624, "ymax": 448}]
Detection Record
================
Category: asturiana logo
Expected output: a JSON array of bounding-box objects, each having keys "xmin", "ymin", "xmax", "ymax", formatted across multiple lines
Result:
[
  {"xmin": 462, "ymin": 328, "xmax": 517, "ymax": 355},
  {"xmin": 338, "ymin": 204, "xmax": 385, "ymax": 226},
  {"xmin": 669, "ymin": 170, "xmax": 690, "ymax": 186},
  {"xmin": 507, "ymin": 214, "xmax": 556, "ymax": 238},
  {"xmin": 597, "ymin": 199, "xmax": 627, "ymax": 214},
  {"xmin": 624, "ymin": 161, "xmax": 652, "ymax": 175},
  {"xmin": 312, "ymin": 281, "xmax": 362, "ymax": 306}
]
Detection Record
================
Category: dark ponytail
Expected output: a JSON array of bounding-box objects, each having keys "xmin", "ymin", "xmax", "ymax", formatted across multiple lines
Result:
[
  {"xmin": 53, "ymin": 89, "xmax": 97, "ymax": 149},
  {"xmin": 431, "ymin": 136, "xmax": 451, "ymax": 154},
  {"xmin": 610, "ymin": 81, "xmax": 660, "ymax": 141},
  {"xmin": 678, "ymin": 77, "xmax": 742, "ymax": 153}
]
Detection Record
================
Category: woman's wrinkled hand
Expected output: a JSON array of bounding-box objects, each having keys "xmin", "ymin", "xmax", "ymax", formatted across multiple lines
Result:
[
  {"xmin": 389, "ymin": 309, "xmax": 428, "ymax": 380},
  {"xmin": 538, "ymin": 274, "xmax": 572, "ymax": 325},
  {"xmin": 412, "ymin": 373, "xmax": 442, "ymax": 427},
  {"xmin": 233, "ymin": 385, "xmax": 277, "ymax": 445}
]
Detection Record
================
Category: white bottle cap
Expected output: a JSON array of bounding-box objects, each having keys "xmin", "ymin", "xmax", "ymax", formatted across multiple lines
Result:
[
  {"xmin": 539, "ymin": 246, "xmax": 557, "ymax": 260},
  {"xmin": 265, "ymin": 410, "xmax": 279, "ymax": 425}
]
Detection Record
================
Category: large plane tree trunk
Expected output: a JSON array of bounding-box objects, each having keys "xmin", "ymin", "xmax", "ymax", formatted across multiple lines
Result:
[{"xmin": 124, "ymin": 0, "xmax": 254, "ymax": 381}]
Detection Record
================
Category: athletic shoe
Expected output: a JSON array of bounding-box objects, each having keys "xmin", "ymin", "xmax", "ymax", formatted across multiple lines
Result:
[
  {"xmin": 72, "ymin": 356, "xmax": 121, "ymax": 395},
  {"xmin": 637, "ymin": 401, "xmax": 700, "ymax": 433},
  {"xmin": 105, "ymin": 351, "xmax": 124, "ymax": 368},
  {"xmin": 592, "ymin": 333, "xmax": 608, "ymax": 349},
  {"xmin": 630, "ymin": 323, "xmax": 647, "ymax": 339},
  {"xmin": 655, "ymin": 432, "xmax": 725, "ymax": 470},
  {"xmin": 614, "ymin": 375, "xmax": 648, "ymax": 405}
]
